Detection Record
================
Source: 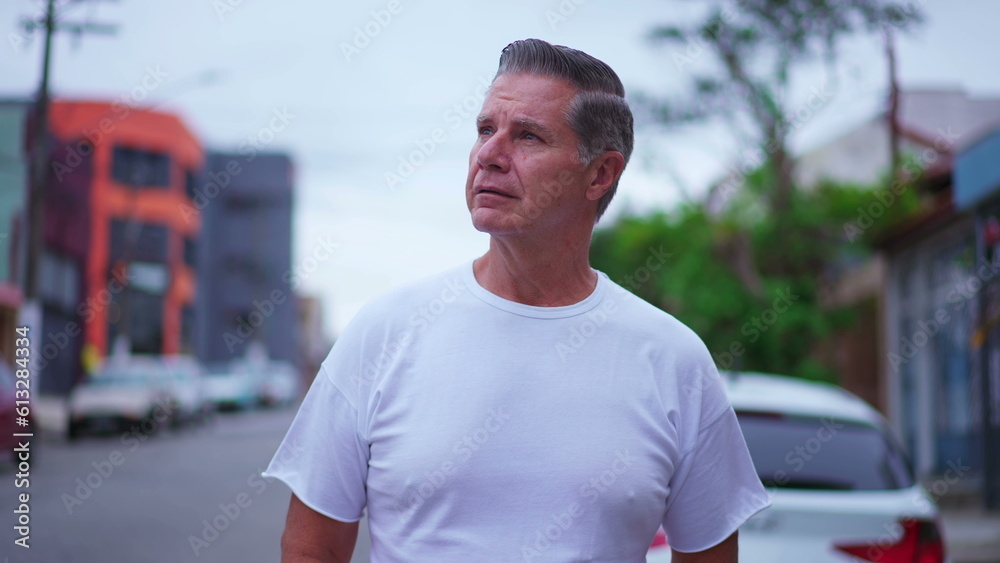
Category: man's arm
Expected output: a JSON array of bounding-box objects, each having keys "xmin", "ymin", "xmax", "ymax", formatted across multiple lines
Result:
[
  {"xmin": 281, "ymin": 493, "xmax": 359, "ymax": 563},
  {"xmin": 671, "ymin": 530, "xmax": 738, "ymax": 563}
]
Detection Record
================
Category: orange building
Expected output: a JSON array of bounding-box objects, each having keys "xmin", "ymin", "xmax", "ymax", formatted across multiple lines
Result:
[{"xmin": 40, "ymin": 100, "xmax": 202, "ymax": 392}]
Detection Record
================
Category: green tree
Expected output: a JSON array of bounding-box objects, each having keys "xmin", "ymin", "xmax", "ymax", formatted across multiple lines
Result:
[
  {"xmin": 591, "ymin": 1, "xmax": 927, "ymax": 379},
  {"xmin": 643, "ymin": 0, "xmax": 921, "ymax": 216},
  {"xmin": 592, "ymin": 168, "xmax": 922, "ymax": 381}
]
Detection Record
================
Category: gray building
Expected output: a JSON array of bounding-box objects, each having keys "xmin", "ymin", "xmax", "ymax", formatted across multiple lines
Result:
[{"xmin": 195, "ymin": 152, "xmax": 299, "ymax": 368}]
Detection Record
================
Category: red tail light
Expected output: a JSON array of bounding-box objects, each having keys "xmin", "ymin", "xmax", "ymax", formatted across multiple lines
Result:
[{"xmin": 834, "ymin": 519, "xmax": 945, "ymax": 563}]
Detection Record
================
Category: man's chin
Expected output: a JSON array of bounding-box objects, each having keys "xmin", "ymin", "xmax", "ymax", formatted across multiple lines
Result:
[{"xmin": 469, "ymin": 209, "xmax": 521, "ymax": 236}]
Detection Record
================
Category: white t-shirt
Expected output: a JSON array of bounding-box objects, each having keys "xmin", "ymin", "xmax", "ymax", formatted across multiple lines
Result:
[{"xmin": 264, "ymin": 261, "xmax": 770, "ymax": 561}]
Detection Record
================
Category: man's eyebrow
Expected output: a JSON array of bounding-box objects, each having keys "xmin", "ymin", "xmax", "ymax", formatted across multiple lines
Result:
[
  {"xmin": 515, "ymin": 118, "xmax": 556, "ymax": 138},
  {"xmin": 475, "ymin": 115, "xmax": 556, "ymax": 138}
]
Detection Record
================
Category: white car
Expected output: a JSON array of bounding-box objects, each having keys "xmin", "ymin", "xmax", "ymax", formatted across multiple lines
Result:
[
  {"xmin": 159, "ymin": 355, "xmax": 209, "ymax": 425},
  {"xmin": 203, "ymin": 361, "xmax": 258, "ymax": 411},
  {"xmin": 646, "ymin": 372, "xmax": 946, "ymax": 563},
  {"xmin": 257, "ymin": 360, "xmax": 301, "ymax": 407},
  {"xmin": 68, "ymin": 359, "xmax": 175, "ymax": 439}
]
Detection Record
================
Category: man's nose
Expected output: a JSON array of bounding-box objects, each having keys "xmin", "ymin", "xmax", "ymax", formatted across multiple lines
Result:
[{"xmin": 476, "ymin": 133, "xmax": 510, "ymax": 172}]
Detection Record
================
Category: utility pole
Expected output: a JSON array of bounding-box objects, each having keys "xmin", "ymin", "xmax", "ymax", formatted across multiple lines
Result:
[{"xmin": 20, "ymin": 0, "xmax": 116, "ymax": 392}]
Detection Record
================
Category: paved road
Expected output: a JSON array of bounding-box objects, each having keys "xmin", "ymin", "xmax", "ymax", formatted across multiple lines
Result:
[{"xmin": 0, "ymin": 406, "xmax": 370, "ymax": 562}]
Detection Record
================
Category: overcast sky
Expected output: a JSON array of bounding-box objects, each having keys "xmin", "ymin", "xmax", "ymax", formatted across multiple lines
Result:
[{"xmin": 3, "ymin": 0, "xmax": 999, "ymax": 336}]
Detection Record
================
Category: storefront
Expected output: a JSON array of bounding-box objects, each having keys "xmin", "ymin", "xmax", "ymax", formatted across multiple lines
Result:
[{"xmin": 955, "ymin": 128, "xmax": 1000, "ymax": 508}]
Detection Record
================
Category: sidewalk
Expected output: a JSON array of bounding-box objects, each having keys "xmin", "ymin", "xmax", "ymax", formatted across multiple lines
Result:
[
  {"xmin": 941, "ymin": 508, "xmax": 1000, "ymax": 563},
  {"xmin": 33, "ymin": 394, "xmax": 69, "ymax": 439}
]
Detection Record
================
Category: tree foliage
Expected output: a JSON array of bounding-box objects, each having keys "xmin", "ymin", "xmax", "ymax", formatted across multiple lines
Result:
[
  {"xmin": 592, "ymin": 168, "xmax": 923, "ymax": 381},
  {"xmin": 642, "ymin": 0, "xmax": 922, "ymax": 215},
  {"xmin": 593, "ymin": 0, "xmax": 927, "ymax": 380}
]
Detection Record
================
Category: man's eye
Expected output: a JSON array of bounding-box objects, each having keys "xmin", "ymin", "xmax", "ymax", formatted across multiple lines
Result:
[
  {"xmin": 479, "ymin": 127, "xmax": 494, "ymax": 136},
  {"xmin": 523, "ymin": 132, "xmax": 540, "ymax": 141}
]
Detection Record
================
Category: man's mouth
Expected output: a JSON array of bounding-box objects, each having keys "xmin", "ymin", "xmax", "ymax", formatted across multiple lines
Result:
[{"xmin": 477, "ymin": 187, "xmax": 516, "ymax": 198}]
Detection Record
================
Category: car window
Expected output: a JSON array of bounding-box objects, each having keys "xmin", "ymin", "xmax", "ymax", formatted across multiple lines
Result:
[
  {"xmin": 89, "ymin": 374, "xmax": 152, "ymax": 386},
  {"xmin": 736, "ymin": 411, "xmax": 914, "ymax": 491},
  {"xmin": 91, "ymin": 366, "xmax": 161, "ymax": 385}
]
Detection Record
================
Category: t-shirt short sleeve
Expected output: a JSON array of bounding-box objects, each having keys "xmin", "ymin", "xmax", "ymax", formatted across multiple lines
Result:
[
  {"xmin": 661, "ymin": 402, "xmax": 771, "ymax": 552},
  {"xmin": 262, "ymin": 365, "xmax": 369, "ymax": 523}
]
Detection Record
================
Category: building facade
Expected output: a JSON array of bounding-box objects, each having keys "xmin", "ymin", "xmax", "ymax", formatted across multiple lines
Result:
[
  {"xmin": 881, "ymin": 126, "xmax": 1000, "ymax": 509},
  {"xmin": 195, "ymin": 152, "xmax": 298, "ymax": 368},
  {"xmin": 34, "ymin": 100, "xmax": 203, "ymax": 394}
]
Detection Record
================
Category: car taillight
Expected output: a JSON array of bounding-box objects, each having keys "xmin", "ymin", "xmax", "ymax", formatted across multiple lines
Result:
[
  {"xmin": 650, "ymin": 528, "xmax": 668, "ymax": 549},
  {"xmin": 833, "ymin": 519, "xmax": 945, "ymax": 563}
]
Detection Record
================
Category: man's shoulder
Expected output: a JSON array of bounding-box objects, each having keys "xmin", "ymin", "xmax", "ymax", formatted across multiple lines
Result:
[
  {"xmin": 605, "ymin": 279, "xmax": 700, "ymax": 336},
  {"xmin": 347, "ymin": 261, "xmax": 472, "ymax": 329},
  {"xmin": 602, "ymin": 278, "xmax": 713, "ymax": 361}
]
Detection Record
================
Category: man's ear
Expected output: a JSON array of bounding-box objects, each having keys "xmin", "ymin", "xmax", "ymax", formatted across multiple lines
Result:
[{"xmin": 585, "ymin": 151, "xmax": 625, "ymax": 202}]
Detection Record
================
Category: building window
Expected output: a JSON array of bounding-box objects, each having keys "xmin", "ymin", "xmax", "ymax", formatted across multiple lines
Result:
[
  {"xmin": 183, "ymin": 235, "xmax": 197, "ymax": 268},
  {"xmin": 181, "ymin": 305, "xmax": 195, "ymax": 354},
  {"xmin": 40, "ymin": 251, "xmax": 79, "ymax": 314},
  {"xmin": 109, "ymin": 219, "xmax": 169, "ymax": 264},
  {"xmin": 184, "ymin": 169, "xmax": 197, "ymax": 201},
  {"xmin": 107, "ymin": 288, "xmax": 164, "ymax": 355},
  {"xmin": 112, "ymin": 146, "xmax": 171, "ymax": 188},
  {"xmin": 225, "ymin": 194, "xmax": 264, "ymax": 211}
]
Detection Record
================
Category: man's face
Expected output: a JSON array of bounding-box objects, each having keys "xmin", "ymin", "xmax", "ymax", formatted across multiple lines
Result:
[{"xmin": 466, "ymin": 72, "xmax": 593, "ymax": 237}]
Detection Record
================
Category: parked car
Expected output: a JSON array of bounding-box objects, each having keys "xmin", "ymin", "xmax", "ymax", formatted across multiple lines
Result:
[
  {"xmin": 0, "ymin": 359, "xmax": 32, "ymax": 464},
  {"xmin": 257, "ymin": 360, "xmax": 301, "ymax": 407},
  {"xmin": 647, "ymin": 372, "xmax": 946, "ymax": 563},
  {"xmin": 67, "ymin": 358, "xmax": 175, "ymax": 439},
  {"xmin": 203, "ymin": 361, "xmax": 258, "ymax": 412},
  {"xmin": 159, "ymin": 355, "xmax": 210, "ymax": 425}
]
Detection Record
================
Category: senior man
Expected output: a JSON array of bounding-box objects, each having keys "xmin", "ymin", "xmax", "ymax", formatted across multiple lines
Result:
[{"xmin": 265, "ymin": 38, "xmax": 770, "ymax": 562}]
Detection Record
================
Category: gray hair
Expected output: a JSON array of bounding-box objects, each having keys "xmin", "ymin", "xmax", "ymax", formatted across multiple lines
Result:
[{"xmin": 494, "ymin": 38, "xmax": 634, "ymax": 221}]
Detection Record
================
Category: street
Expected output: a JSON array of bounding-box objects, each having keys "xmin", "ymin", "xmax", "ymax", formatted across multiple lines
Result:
[
  {"xmin": 0, "ymin": 406, "xmax": 369, "ymax": 562},
  {"xmin": 3, "ymin": 402, "xmax": 999, "ymax": 562}
]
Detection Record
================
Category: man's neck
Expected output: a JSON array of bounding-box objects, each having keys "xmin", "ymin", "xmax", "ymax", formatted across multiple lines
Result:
[{"xmin": 474, "ymin": 232, "xmax": 597, "ymax": 307}]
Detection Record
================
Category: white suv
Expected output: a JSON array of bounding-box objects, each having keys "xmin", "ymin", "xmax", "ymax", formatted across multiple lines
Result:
[{"xmin": 646, "ymin": 372, "xmax": 947, "ymax": 563}]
